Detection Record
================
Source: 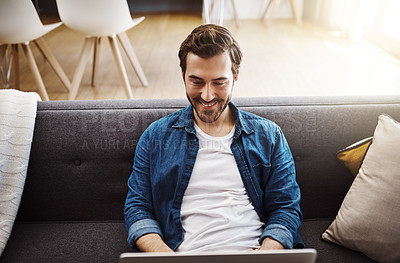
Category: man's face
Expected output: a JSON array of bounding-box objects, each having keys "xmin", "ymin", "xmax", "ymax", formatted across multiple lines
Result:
[{"xmin": 184, "ymin": 51, "xmax": 238, "ymax": 124}]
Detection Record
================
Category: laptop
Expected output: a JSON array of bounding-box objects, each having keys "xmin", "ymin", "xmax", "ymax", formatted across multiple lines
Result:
[{"xmin": 120, "ymin": 249, "xmax": 317, "ymax": 263}]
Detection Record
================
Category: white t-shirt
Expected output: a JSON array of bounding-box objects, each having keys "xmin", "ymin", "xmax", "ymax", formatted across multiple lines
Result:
[{"xmin": 176, "ymin": 123, "xmax": 265, "ymax": 252}]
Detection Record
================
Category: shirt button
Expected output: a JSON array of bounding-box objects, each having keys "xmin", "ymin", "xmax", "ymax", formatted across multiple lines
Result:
[
  {"xmin": 176, "ymin": 196, "xmax": 181, "ymax": 201},
  {"xmin": 186, "ymin": 165, "xmax": 191, "ymax": 170}
]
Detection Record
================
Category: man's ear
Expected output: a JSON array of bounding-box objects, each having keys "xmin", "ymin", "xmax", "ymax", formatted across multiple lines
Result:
[
  {"xmin": 181, "ymin": 71, "xmax": 185, "ymax": 81},
  {"xmin": 234, "ymin": 70, "xmax": 239, "ymax": 82}
]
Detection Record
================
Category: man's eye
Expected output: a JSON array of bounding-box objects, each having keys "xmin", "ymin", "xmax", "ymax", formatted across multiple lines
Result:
[
  {"xmin": 193, "ymin": 81, "xmax": 203, "ymax": 85},
  {"xmin": 214, "ymin": 82, "xmax": 224, "ymax": 86}
]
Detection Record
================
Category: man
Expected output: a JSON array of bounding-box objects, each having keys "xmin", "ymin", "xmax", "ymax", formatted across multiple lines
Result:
[{"xmin": 124, "ymin": 24, "xmax": 303, "ymax": 252}]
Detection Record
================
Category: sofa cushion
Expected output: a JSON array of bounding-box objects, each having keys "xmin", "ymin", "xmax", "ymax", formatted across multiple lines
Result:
[
  {"xmin": 0, "ymin": 222, "xmax": 134, "ymax": 263},
  {"xmin": 336, "ymin": 137, "xmax": 372, "ymax": 176},
  {"xmin": 322, "ymin": 114, "xmax": 400, "ymax": 263}
]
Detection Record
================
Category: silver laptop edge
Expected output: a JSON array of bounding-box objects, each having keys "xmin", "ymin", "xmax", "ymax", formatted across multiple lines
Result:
[{"xmin": 120, "ymin": 248, "xmax": 317, "ymax": 263}]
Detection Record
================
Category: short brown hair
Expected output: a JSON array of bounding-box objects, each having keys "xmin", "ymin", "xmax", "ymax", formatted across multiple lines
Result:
[{"xmin": 178, "ymin": 24, "xmax": 242, "ymax": 76}]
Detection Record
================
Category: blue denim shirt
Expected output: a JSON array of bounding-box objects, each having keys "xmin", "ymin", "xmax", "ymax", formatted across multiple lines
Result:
[{"xmin": 124, "ymin": 102, "xmax": 303, "ymax": 250}]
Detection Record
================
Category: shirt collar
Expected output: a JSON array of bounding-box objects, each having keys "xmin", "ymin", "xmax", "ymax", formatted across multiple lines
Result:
[{"xmin": 230, "ymin": 101, "xmax": 255, "ymax": 138}]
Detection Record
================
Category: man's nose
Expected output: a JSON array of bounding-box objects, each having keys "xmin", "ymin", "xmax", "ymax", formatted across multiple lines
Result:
[{"xmin": 201, "ymin": 83, "xmax": 215, "ymax": 102}]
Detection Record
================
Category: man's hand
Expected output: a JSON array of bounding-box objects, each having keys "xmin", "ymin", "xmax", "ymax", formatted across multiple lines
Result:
[
  {"xmin": 258, "ymin": 237, "xmax": 285, "ymax": 250},
  {"xmin": 135, "ymin": 233, "xmax": 174, "ymax": 252}
]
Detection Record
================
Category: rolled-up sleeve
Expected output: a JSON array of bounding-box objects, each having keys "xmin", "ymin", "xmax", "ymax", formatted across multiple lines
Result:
[
  {"xmin": 127, "ymin": 219, "xmax": 163, "ymax": 247},
  {"xmin": 259, "ymin": 224, "xmax": 293, "ymax": 249}
]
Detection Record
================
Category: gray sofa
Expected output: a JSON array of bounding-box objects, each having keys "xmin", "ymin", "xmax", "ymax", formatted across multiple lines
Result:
[{"xmin": 2, "ymin": 96, "xmax": 399, "ymax": 263}]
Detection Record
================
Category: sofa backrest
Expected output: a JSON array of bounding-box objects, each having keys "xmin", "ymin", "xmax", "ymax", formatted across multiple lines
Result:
[{"xmin": 17, "ymin": 96, "xmax": 400, "ymax": 223}]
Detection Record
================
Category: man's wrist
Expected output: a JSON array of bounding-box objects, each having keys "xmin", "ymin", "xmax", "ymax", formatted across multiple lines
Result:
[{"xmin": 136, "ymin": 233, "xmax": 174, "ymax": 252}]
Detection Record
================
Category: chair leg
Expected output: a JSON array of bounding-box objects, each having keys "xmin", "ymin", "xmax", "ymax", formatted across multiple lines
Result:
[
  {"xmin": 21, "ymin": 43, "xmax": 49, "ymax": 101},
  {"xmin": 35, "ymin": 39, "xmax": 48, "ymax": 63},
  {"xmin": 218, "ymin": 0, "xmax": 225, "ymax": 26},
  {"xmin": 0, "ymin": 44, "xmax": 8, "ymax": 67},
  {"xmin": 262, "ymin": 0, "xmax": 277, "ymax": 25},
  {"xmin": 108, "ymin": 35, "xmax": 134, "ymax": 99},
  {"xmin": 0, "ymin": 44, "xmax": 7, "ymax": 63},
  {"xmin": 69, "ymin": 37, "xmax": 96, "ymax": 100},
  {"xmin": 0, "ymin": 44, "xmax": 9, "ymax": 89},
  {"xmin": 203, "ymin": 0, "xmax": 211, "ymax": 24},
  {"xmin": 91, "ymin": 37, "xmax": 101, "ymax": 87},
  {"xmin": 117, "ymin": 32, "xmax": 148, "ymax": 87},
  {"xmin": 289, "ymin": 0, "xmax": 302, "ymax": 25},
  {"xmin": 34, "ymin": 37, "xmax": 71, "ymax": 91},
  {"xmin": 209, "ymin": 0, "xmax": 216, "ymax": 24},
  {"xmin": 11, "ymin": 44, "xmax": 20, "ymax": 90},
  {"xmin": 231, "ymin": 0, "xmax": 240, "ymax": 27}
]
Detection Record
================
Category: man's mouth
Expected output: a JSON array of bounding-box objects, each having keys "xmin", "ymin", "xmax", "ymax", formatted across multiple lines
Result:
[{"xmin": 200, "ymin": 101, "xmax": 217, "ymax": 107}]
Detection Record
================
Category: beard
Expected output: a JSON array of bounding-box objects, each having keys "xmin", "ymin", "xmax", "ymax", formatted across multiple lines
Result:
[{"xmin": 187, "ymin": 93, "xmax": 232, "ymax": 123}]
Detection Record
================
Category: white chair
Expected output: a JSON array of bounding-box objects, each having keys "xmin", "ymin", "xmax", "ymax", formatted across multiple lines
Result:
[
  {"xmin": 203, "ymin": 0, "xmax": 240, "ymax": 27},
  {"xmin": 56, "ymin": 0, "xmax": 148, "ymax": 100},
  {"xmin": 0, "ymin": 0, "xmax": 71, "ymax": 101},
  {"xmin": 262, "ymin": 0, "xmax": 302, "ymax": 25}
]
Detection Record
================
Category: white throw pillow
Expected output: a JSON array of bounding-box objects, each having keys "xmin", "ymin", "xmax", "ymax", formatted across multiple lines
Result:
[
  {"xmin": 0, "ymin": 90, "xmax": 40, "ymax": 256},
  {"xmin": 322, "ymin": 114, "xmax": 400, "ymax": 263}
]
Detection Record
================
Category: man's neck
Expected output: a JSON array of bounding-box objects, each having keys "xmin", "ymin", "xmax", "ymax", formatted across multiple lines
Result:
[{"xmin": 194, "ymin": 107, "xmax": 235, "ymax": 137}]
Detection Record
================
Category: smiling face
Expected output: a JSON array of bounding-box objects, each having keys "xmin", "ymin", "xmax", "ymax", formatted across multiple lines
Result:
[{"xmin": 184, "ymin": 51, "xmax": 238, "ymax": 126}]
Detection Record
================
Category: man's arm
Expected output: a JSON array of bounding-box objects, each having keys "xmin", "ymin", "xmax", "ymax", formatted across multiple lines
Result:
[
  {"xmin": 136, "ymin": 233, "xmax": 174, "ymax": 252},
  {"xmin": 260, "ymin": 126, "xmax": 303, "ymax": 249},
  {"xmin": 124, "ymin": 130, "xmax": 165, "ymax": 249}
]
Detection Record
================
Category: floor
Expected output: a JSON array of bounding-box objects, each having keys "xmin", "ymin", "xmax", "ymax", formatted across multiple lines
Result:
[{"xmin": 2, "ymin": 13, "xmax": 400, "ymax": 100}]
